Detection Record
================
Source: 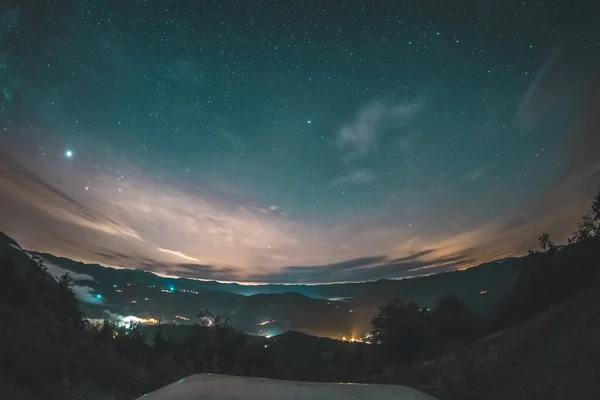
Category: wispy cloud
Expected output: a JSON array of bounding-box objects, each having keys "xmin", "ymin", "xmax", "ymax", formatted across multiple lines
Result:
[
  {"xmin": 41, "ymin": 260, "xmax": 94, "ymax": 281},
  {"xmin": 0, "ymin": 152, "xmax": 142, "ymax": 241},
  {"xmin": 463, "ymin": 165, "xmax": 492, "ymax": 182},
  {"xmin": 248, "ymin": 252, "xmax": 466, "ymax": 284},
  {"xmin": 516, "ymin": 41, "xmax": 567, "ymax": 132},
  {"xmin": 338, "ymin": 97, "xmax": 424, "ymax": 158},
  {"xmin": 0, "ymin": 151, "xmax": 327, "ymax": 273},
  {"xmin": 516, "ymin": 40, "xmax": 599, "ymax": 134},
  {"xmin": 332, "ymin": 169, "xmax": 375, "ymax": 186},
  {"xmin": 157, "ymin": 247, "xmax": 200, "ymax": 262}
]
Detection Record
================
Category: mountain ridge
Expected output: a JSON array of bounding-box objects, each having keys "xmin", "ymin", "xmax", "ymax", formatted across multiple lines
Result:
[{"xmin": 1, "ymin": 232, "xmax": 520, "ymax": 337}]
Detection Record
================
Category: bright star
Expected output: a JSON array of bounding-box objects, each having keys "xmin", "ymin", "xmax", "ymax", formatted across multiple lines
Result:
[
  {"xmin": 307, "ymin": 120, "xmax": 312, "ymax": 124},
  {"xmin": 65, "ymin": 150, "xmax": 73, "ymax": 158}
]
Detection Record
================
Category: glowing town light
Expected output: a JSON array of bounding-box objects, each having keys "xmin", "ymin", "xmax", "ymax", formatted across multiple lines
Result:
[
  {"xmin": 119, "ymin": 315, "xmax": 158, "ymax": 327},
  {"xmin": 341, "ymin": 335, "xmax": 371, "ymax": 344},
  {"xmin": 198, "ymin": 315, "xmax": 215, "ymax": 327}
]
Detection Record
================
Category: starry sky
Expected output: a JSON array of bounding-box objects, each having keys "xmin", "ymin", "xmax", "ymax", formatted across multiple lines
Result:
[{"xmin": 1, "ymin": 0, "xmax": 599, "ymax": 284}]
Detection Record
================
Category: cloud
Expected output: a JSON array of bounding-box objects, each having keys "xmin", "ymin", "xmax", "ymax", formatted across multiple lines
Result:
[
  {"xmin": 73, "ymin": 285, "xmax": 103, "ymax": 304},
  {"xmin": 247, "ymin": 251, "xmax": 466, "ymax": 284},
  {"xmin": 516, "ymin": 41, "xmax": 567, "ymax": 132},
  {"xmin": 157, "ymin": 247, "xmax": 200, "ymax": 262},
  {"xmin": 337, "ymin": 97, "xmax": 424, "ymax": 158},
  {"xmin": 41, "ymin": 260, "xmax": 94, "ymax": 282},
  {"xmin": 332, "ymin": 169, "xmax": 375, "ymax": 186},
  {"xmin": 0, "ymin": 150, "xmax": 141, "ymax": 241},
  {"xmin": 117, "ymin": 258, "xmax": 242, "ymax": 282},
  {"xmin": 463, "ymin": 165, "xmax": 492, "ymax": 182},
  {"xmin": 214, "ymin": 127, "xmax": 242, "ymax": 148},
  {"xmin": 89, "ymin": 250, "xmax": 138, "ymax": 263},
  {"xmin": 0, "ymin": 151, "xmax": 339, "ymax": 274},
  {"xmin": 172, "ymin": 263, "xmax": 239, "ymax": 281},
  {"xmin": 516, "ymin": 40, "xmax": 598, "ymax": 134}
]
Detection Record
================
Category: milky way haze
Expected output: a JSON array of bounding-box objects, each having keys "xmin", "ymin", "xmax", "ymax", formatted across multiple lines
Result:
[{"xmin": 1, "ymin": 0, "xmax": 599, "ymax": 283}]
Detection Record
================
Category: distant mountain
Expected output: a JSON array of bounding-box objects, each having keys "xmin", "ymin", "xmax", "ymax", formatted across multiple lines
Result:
[{"xmin": 2, "ymin": 232, "xmax": 519, "ymax": 337}]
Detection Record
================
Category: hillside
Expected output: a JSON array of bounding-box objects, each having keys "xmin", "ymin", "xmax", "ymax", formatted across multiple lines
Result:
[{"xmin": 387, "ymin": 282, "xmax": 600, "ymax": 400}]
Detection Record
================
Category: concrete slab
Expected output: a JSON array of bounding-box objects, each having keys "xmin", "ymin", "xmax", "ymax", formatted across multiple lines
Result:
[{"xmin": 136, "ymin": 373, "xmax": 437, "ymax": 400}]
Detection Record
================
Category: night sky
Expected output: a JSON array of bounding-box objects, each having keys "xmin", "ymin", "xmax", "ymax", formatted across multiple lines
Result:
[{"xmin": 1, "ymin": 0, "xmax": 599, "ymax": 283}]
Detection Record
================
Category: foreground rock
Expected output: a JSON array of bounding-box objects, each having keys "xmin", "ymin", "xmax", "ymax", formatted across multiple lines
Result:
[{"xmin": 136, "ymin": 373, "xmax": 438, "ymax": 400}]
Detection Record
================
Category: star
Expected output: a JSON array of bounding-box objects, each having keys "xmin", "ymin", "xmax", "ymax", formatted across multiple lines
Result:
[{"xmin": 65, "ymin": 150, "xmax": 73, "ymax": 158}]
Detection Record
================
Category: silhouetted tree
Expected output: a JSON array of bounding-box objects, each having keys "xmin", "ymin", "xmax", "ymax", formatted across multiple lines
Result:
[
  {"xmin": 569, "ymin": 190, "xmax": 600, "ymax": 244},
  {"xmin": 569, "ymin": 213, "xmax": 596, "ymax": 244},
  {"xmin": 99, "ymin": 319, "xmax": 114, "ymax": 342},
  {"xmin": 591, "ymin": 189, "xmax": 600, "ymax": 223},
  {"xmin": 538, "ymin": 232, "xmax": 556, "ymax": 252},
  {"xmin": 184, "ymin": 310, "xmax": 245, "ymax": 373},
  {"xmin": 54, "ymin": 273, "xmax": 83, "ymax": 324},
  {"xmin": 112, "ymin": 320, "xmax": 149, "ymax": 362},
  {"xmin": 196, "ymin": 309, "xmax": 231, "ymax": 328},
  {"xmin": 432, "ymin": 295, "xmax": 480, "ymax": 347},
  {"xmin": 153, "ymin": 321, "xmax": 167, "ymax": 353},
  {"xmin": 370, "ymin": 298, "xmax": 433, "ymax": 365}
]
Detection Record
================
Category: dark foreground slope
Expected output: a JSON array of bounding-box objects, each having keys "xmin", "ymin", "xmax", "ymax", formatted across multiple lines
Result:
[{"xmin": 388, "ymin": 282, "xmax": 600, "ymax": 400}]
